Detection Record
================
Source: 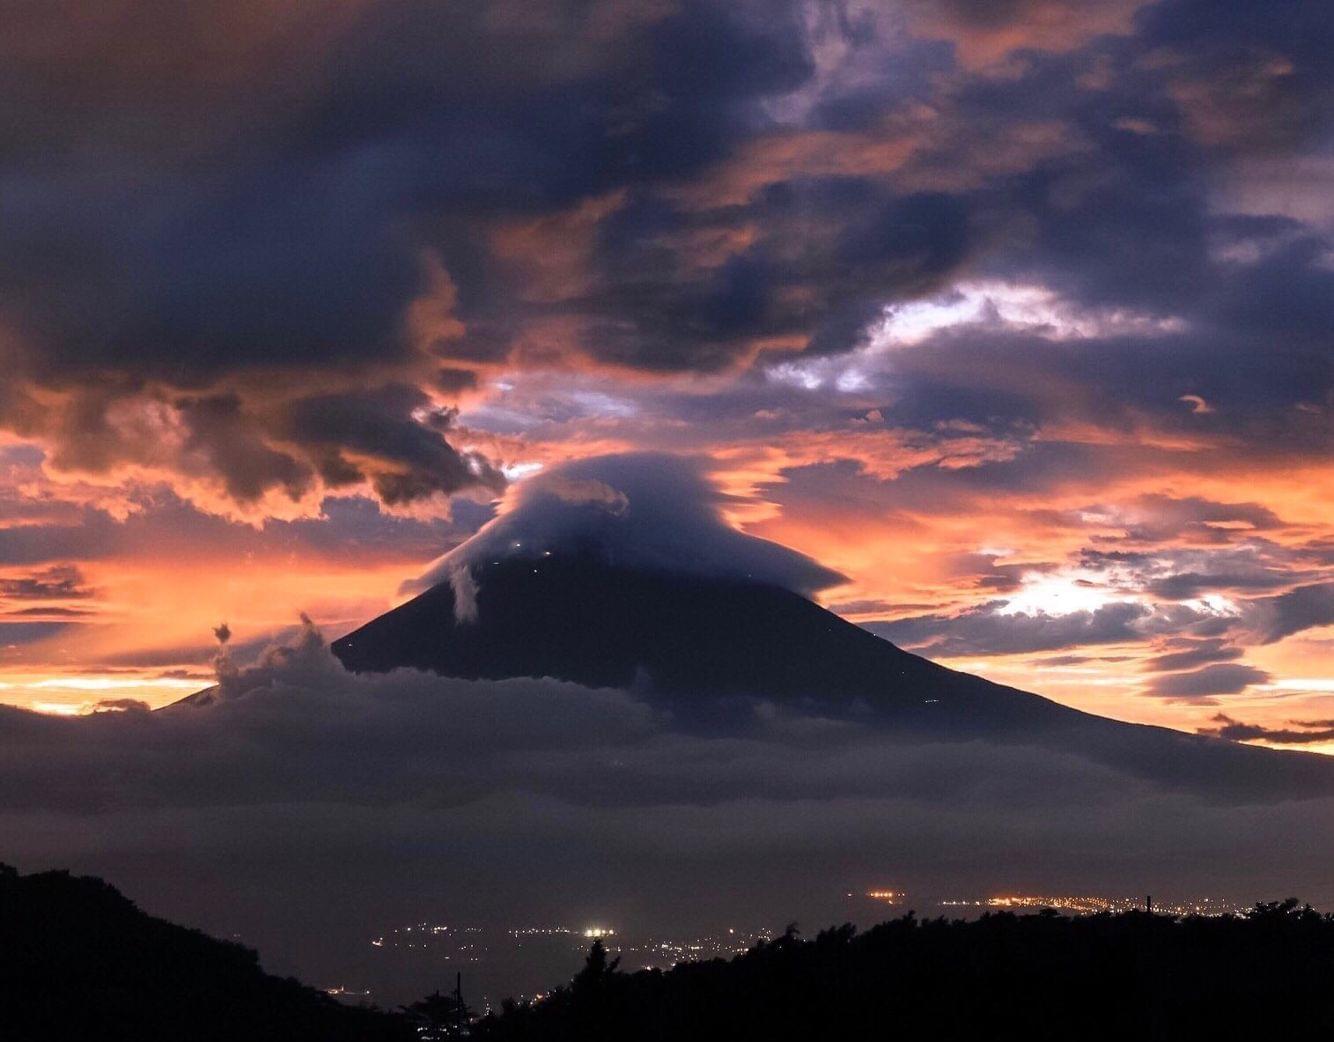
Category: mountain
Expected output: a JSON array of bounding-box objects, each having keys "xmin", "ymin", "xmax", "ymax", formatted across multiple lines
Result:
[
  {"xmin": 0, "ymin": 863, "xmax": 408, "ymax": 1041},
  {"xmin": 332, "ymin": 553, "xmax": 1334, "ymax": 798},
  {"xmin": 334, "ymin": 554, "xmax": 1041, "ymax": 724}
]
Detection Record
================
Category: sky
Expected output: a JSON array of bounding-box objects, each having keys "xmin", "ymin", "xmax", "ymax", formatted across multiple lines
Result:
[{"xmin": 2, "ymin": 0, "xmax": 1333, "ymax": 750}]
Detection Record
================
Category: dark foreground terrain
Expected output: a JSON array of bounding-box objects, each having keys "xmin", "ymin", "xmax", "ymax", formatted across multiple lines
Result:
[
  {"xmin": 6, "ymin": 862, "xmax": 1334, "ymax": 1040},
  {"xmin": 0, "ymin": 864, "xmax": 407, "ymax": 1041},
  {"xmin": 475, "ymin": 902, "xmax": 1334, "ymax": 1042}
]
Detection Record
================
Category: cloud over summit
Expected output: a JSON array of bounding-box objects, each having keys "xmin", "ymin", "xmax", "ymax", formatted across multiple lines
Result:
[{"xmin": 412, "ymin": 454, "xmax": 847, "ymax": 598}]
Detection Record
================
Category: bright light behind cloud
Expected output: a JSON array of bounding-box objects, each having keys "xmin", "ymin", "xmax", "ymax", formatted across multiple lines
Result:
[
  {"xmin": 1263, "ymin": 679, "xmax": 1334, "ymax": 694},
  {"xmin": 868, "ymin": 281, "xmax": 1188, "ymax": 348},
  {"xmin": 874, "ymin": 291, "xmax": 990, "ymax": 345},
  {"xmin": 1180, "ymin": 594, "xmax": 1241, "ymax": 616},
  {"xmin": 764, "ymin": 280, "xmax": 1187, "ymax": 392},
  {"xmin": 2, "ymin": 673, "xmax": 204, "ymax": 716},
  {"xmin": 998, "ymin": 571, "xmax": 1121, "ymax": 617},
  {"xmin": 31, "ymin": 702, "xmax": 83, "ymax": 716},
  {"xmin": 501, "ymin": 461, "xmax": 544, "ymax": 481},
  {"xmin": 30, "ymin": 676, "xmax": 200, "ymax": 692}
]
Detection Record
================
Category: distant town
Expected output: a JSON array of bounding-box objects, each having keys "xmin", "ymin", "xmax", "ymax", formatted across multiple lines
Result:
[
  {"xmin": 335, "ymin": 889, "xmax": 1255, "ymax": 1007},
  {"xmin": 936, "ymin": 894, "xmax": 1251, "ymax": 917}
]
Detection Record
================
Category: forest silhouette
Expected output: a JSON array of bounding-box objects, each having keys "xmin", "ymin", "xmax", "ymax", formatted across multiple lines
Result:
[
  {"xmin": 473, "ymin": 902, "xmax": 1334, "ymax": 1041},
  {"xmin": 6, "ymin": 863, "xmax": 1334, "ymax": 1040}
]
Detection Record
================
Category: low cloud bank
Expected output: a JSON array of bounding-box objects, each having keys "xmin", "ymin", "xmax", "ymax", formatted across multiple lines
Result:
[
  {"xmin": 1199, "ymin": 714, "xmax": 1334, "ymax": 746},
  {"xmin": 4, "ymin": 622, "xmax": 1334, "ymax": 999}
]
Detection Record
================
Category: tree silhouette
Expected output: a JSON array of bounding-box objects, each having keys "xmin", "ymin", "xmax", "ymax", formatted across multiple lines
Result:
[
  {"xmin": 469, "ymin": 901, "xmax": 1334, "ymax": 1042},
  {"xmin": 404, "ymin": 974, "xmax": 473, "ymax": 1039},
  {"xmin": 572, "ymin": 939, "xmax": 620, "ymax": 992}
]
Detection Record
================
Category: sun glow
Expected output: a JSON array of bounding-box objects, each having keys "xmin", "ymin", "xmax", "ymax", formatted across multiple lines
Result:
[
  {"xmin": 0, "ymin": 672, "xmax": 204, "ymax": 714},
  {"xmin": 29, "ymin": 676, "xmax": 201, "ymax": 692},
  {"xmin": 998, "ymin": 571, "xmax": 1120, "ymax": 617}
]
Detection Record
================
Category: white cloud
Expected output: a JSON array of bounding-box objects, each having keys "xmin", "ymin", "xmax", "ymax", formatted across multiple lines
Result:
[{"xmin": 409, "ymin": 453, "xmax": 846, "ymax": 597}]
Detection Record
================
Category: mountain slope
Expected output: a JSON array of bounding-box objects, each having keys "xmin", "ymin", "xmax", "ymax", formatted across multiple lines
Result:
[
  {"xmin": 332, "ymin": 554, "xmax": 1334, "ymax": 798},
  {"xmin": 335, "ymin": 555, "xmax": 1049, "ymax": 726}
]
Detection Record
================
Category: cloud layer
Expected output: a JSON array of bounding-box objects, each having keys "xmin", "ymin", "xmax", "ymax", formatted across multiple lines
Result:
[{"xmin": 8, "ymin": 623, "xmax": 1334, "ymax": 999}]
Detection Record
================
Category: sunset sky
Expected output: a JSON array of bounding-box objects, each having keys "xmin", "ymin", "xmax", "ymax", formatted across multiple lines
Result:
[{"xmin": 1, "ymin": 0, "xmax": 1331, "ymax": 748}]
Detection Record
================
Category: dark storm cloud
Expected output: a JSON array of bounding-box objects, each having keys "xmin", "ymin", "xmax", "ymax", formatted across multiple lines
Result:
[
  {"xmin": 1198, "ymin": 714, "xmax": 1334, "ymax": 746},
  {"xmin": 822, "ymin": 11, "xmax": 1334, "ymax": 447},
  {"xmin": 0, "ymin": 0, "xmax": 1330, "ymax": 513},
  {"xmin": 1145, "ymin": 663, "xmax": 1271, "ymax": 700},
  {"xmin": 1, "ymin": 380, "xmax": 502, "ymax": 510},
  {"xmin": 433, "ymin": 367, "xmax": 479, "ymax": 395},
  {"xmin": 0, "ymin": 515, "xmax": 122, "ymax": 567},
  {"xmin": 1137, "ymin": 0, "xmax": 1334, "ymax": 156},
  {"xmin": 867, "ymin": 600, "xmax": 1152, "ymax": 656},
  {"xmin": 0, "ymin": 0, "xmax": 840, "ymax": 508},
  {"xmin": 948, "ymin": 2, "xmax": 1334, "ymax": 321},
  {"xmin": 0, "ymin": 0, "xmax": 817, "ymax": 377},
  {"xmin": 870, "ymin": 316, "xmax": 1331, "ymax": 457},
  {"xmin": 573, "ymin": 186, "xmax": 974, "ymax": 371},
  {"xmin": 279, "ymin": 385, "xmax": 505, "ymax": 504},
  {"xmin": 1140, "ymin": 638, "xmax": 1242, "ymax": 674},
  {"xmin": 0, "ymin": 622, "xmax": 73, "ymax": 645},
  {"xmin": 176, "ymin": 394, "xmax": 316, "ymax": 504},
  {"xmin": 0, "ymin": 565, "xmax": 93, "ymax": 601},
  {"xmin": 17, "ymin": 0, "xmax": 1322, "ymax": 387},
  {"xmin": 3, "ymin": 607, "xmax": 94, "ymax": 619},
  {"xmin": 1146, "ymin": 570, "xmax": 1294, "ymax": 601},
  {"xmin": 1243, "ymin": 583, "xmax": 1334, "ymax": 645}
]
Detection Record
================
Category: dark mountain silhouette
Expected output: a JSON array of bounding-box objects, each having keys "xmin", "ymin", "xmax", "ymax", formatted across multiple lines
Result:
[
  {"xmin": 470, "ymin": 903, "xmax": 1334, "ymax": 1042},
  {"xmin": 0, "ymin": 863, "xmax": 408, "ymax": 1041},
  {"xmin": 332, "ymin": 554, "xmax": 1334, "ymax": 797}
]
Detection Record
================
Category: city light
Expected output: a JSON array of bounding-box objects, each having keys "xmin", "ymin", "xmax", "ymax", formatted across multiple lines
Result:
[{"xmin": 938, "ymin": 894, "xmax": 1250, "ymax": 917}]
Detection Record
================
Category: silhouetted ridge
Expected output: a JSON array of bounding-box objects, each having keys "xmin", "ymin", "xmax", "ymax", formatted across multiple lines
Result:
[
  {"xmin": 470, "ymin": 903, "xmax": 1334, "ymax": 1042},
  {"xmin": 0, "ymin": 864, "xmax": 406, "ymax": 1041}
]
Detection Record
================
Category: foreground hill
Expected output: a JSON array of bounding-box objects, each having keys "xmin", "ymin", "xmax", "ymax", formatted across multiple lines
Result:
[
  {"xmin": 0, "ymin": 864, "xmax": 407, "ymax": 1041},
  {"xmin": 475, "ymin": 903, "xmax": 1334, "ymax": 1042},
  {"xmin": 7, "ymin": 860, "xmax": 1333, "ymax": 1041},
  {"xmin": 332, "ymin": 554, "xmax": 1334, "ymax": 798}
]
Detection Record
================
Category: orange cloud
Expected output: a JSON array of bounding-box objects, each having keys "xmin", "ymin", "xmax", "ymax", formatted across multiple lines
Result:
[{"xmin": 903, "ymin": 0, "xmax": 1146, "ymax": 69}]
